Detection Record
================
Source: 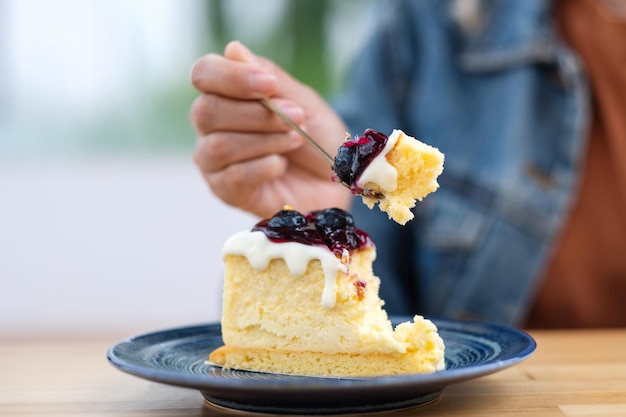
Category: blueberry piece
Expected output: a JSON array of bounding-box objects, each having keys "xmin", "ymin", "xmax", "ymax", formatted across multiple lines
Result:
[
  {"xmin": 333, "ymin": 145, "xmax": 357, "ymax": 185},
  {"xmin": 267, "ymin": 209, "xmax": 307, "ymax": 229},
  {"xmin": 315, "ymin": 208, "xmax": 355, "ymax": 229}
]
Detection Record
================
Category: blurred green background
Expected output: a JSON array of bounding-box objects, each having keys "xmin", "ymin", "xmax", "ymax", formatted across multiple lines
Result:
[
  {"xmin": 0, "ymin": 0, "xmax": 377, "ymax": 160},
  {"xmin": 0, "ymin": 0, "xmax": 378, "ymax": 337}
]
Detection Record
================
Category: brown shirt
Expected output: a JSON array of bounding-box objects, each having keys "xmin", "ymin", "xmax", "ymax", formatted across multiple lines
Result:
[{"xmin": 526, "ymin": 0, "xmax": 626, "ymax": 328}]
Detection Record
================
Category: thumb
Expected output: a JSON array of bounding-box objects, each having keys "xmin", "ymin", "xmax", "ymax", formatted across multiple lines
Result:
[
  {"xmin": 224, "ymin": 41, "xmax": 317, "ymax": 107},
  {"xmin": 224, "ymin": 41, "xmax": 260, "ymax": 65}
]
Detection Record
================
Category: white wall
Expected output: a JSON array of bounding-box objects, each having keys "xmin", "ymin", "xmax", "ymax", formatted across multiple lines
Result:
[{"xmin": 0, "ymin": 156, "xmax": 256, "ymax": 338}]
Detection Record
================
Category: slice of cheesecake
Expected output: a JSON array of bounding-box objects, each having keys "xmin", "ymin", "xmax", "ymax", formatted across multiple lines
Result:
[{"xmin": 209, "ymin": 207, "xmax": 445, "ymax": 377}]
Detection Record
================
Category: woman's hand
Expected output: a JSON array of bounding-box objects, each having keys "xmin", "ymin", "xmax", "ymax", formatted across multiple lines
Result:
[{"xmin": 190, "ymin": 41, "xmax": 350, "ymax": 218}]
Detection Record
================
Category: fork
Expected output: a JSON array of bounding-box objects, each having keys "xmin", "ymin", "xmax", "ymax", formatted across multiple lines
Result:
[
  {"xmin": 259, "ymin": 97, "xmax": 335, "ymax": 166},
  {"xmin": 260, "ymin": 97, "xmax": 383, "ymax": 199}
]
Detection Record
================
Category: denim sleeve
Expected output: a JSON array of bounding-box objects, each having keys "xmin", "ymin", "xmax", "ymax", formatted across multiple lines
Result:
[{"xmin": 328, "ymin": 0, "xmax": 588, "ymax": 325}]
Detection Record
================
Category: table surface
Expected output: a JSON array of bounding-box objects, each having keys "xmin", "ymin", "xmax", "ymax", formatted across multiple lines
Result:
[{"xmin": 2, "ymin": 328, "xmax": 626, "ymax": 417}]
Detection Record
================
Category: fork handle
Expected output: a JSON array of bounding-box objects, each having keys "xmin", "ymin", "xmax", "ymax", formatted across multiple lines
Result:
[{"xmin": 260, "ymin": 98, "xmax": 335, "ymax": 166}]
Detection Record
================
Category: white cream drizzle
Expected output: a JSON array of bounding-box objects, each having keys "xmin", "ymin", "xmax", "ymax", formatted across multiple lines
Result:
[
  {"xmin": 356, "ymin": 129, "xmax": 401, "ymax": 192},
  {"xmin": 222, "ymin": 230, "xmax": 347, "ymax": 308}
]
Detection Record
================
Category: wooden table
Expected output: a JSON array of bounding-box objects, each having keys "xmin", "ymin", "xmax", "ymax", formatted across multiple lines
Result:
[{"xmin": 1, "ymin": 329, "xmax": 625, "ymax": 416}]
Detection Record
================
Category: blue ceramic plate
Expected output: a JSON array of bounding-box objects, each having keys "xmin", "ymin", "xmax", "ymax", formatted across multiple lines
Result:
[{"xmin": 107, "ymin": 317, "xmax": 535, "ymax": 415}]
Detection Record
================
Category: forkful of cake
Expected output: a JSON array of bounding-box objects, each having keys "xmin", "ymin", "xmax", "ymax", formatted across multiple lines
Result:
[{"xmin": 260, "ymin": 97, "xmax": 445, "ymax": 225}]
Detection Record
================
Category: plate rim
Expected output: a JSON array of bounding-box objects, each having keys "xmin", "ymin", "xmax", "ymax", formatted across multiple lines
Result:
[{"xmin": 106, "ymin": 316, "xmax": 536, "ymax": 392}]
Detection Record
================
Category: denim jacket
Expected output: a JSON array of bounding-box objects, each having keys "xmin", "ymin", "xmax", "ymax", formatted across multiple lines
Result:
[{"xmin": 333, "ymin": 0, "xmax": 590, "ymax": 326}]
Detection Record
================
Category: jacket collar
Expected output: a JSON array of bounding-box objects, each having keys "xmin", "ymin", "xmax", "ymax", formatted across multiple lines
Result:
[{"xmin": 453, "ymin": 0, "xmax": 558, "ymax": 71}]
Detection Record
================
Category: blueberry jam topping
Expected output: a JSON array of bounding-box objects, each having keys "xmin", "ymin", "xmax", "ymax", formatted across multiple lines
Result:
[
  {"xmin": 267, "ymin": 209, "xmax": 307, "ymax": 229},
  {"xmin": 314, "ymin": 207, "xmax": 355, "ymax": 229},
  {"xmin": 252, "ymin": 207, "xmax": 373, "ymax": 256},
  {"xmin": 332, "ymin": 129, "xmax": 389, "ymax": 195}
]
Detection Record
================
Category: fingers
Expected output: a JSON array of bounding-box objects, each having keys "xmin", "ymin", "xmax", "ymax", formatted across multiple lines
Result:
[
  {"xmin": 194, "ymin": 130, "xmax": 302, "ymax": 174},
  {"xmin": 190, "ymin": 52, "xmax": 276, "ymax": 99},
  {"xmin": 224, "ymin": 42, "xmax": 310, "ymax": 99},
  {"xmin": 192, "ymin": 41, "xmax": 315, "ymax": 104},
  {"xmin": 190, "ymin": 94, "xmax": 305, "ymax": 136},
  {"xmin": 190, "ymin": 41, "xmax": 349, "ymax": 218}
]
